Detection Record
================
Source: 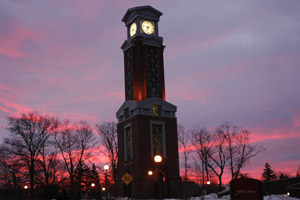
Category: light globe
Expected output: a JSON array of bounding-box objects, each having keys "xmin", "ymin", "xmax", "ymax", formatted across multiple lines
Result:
[
  {"xmin": 104, "ymin": 164, "xmax": 109, "ymax": 170},
  {"xmin": 154, "ymin": 155, "xmax": 162, "ymax": 163}
]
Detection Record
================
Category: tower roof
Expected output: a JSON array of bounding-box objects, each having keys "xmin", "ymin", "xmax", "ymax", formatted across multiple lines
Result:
[{"xmin": 122, "ymin": 5, "xmax": 163, "ymax": 25}]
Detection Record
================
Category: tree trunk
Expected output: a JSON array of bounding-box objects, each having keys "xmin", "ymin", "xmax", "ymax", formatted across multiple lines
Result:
[
  {"xmin": 218, "ymin": 175, "xmax": 222, "ymax": 191},
  {"xmin": 30, "ymin": 161, "xmax": 35, "ymax": 197},
  {"xmin": 70, "ymin": 175, "xmax": 74, "ymax": 198}
]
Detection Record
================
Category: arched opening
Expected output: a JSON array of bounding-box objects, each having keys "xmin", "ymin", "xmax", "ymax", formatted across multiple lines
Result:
[{"xmin": 153, "ymin": 169, "xmax": 165, "ymax": 199}]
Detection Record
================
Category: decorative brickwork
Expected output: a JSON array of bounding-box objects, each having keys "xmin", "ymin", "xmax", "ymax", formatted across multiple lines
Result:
[
  {"xmin": 147, "ymin": 46, "xmax": 159, "ymax": 97},
  {"xmin": 124, "ymin": 50, "xmax": 133, "ymax": 100}
]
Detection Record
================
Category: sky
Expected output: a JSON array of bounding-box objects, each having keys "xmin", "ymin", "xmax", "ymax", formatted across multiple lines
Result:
[{"xmin": 0, "ymin": 0, "xmax": 300, "ymax": 181}]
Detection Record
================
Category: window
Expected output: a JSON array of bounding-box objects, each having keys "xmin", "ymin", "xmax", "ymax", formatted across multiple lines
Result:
[
  {"xmin": 147, "ymin": 46, "xmax": 159, "ymax": 97},
  {"xmin": 151, "ymin": 122, "xmax": 165, "ymax": 156},
  {"xmin": 124, "ymin": 125, "xmax": 132, "ymax": 161},
  {"xmin": 152, "ymin": 104, "xmax": 161, "ymax": 116}
]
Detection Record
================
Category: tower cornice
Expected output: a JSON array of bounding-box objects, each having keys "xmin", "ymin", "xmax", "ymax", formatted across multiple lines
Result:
[
  {"xmin": 116, "ymin": 97, "xmax": 177, "ymax": 123},
  {"xmin": 122, "ymin": 5, "xmax": 162, "ymax": 26}
]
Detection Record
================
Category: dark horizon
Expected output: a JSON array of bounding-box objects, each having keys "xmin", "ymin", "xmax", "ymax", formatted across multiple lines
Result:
[{"xmin": 0, "ymin": 0, "xmax": 300, "ymax": 182}]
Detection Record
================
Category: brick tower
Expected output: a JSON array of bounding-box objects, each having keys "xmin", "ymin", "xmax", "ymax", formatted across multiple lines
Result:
[{"xmin": 116, "ymin": 6, "xmax": 181, "ymax": 199}]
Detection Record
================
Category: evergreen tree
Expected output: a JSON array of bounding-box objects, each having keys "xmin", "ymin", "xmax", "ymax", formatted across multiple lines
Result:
[
  {"xmin": 262, "ymin": 162, "xmax": 277, "ymax": 181},
  {"xmin": 279, "ymin": 173, "xmax": 289, "ymax": 180}
]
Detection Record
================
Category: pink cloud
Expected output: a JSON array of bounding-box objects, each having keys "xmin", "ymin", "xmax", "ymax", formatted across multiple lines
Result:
[
  {"xmin": 251, "ymin": 132, "xmax": 299, "ymax": 143},
  {"xmin": 1, "ymin": 101, "xmax": 32, "ymax": 117},
  {"xmin": 0, "ymin": 21, "xmax": 42, "ymax": 58},
  {"xmin": 168, "ymin": 85, "xmax": 218, "ymax": 104}
]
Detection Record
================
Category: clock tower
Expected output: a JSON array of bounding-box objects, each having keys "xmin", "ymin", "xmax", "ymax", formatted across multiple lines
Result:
[{"xmin": 116, "ymin": 6, "xmax": 181, "ymax": 199}]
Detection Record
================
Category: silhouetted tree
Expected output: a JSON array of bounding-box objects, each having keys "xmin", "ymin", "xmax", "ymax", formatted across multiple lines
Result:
[
  {"xmin": 0, "ymin": 145, "xmax": 23, "ymax": 190},
  {"xmin": 296, "ymin": 166, "xmax": 300, "ymax": 177},
  {"xmin": 5, "ymin": 112, "xmax": 58, "ymax": 197},
  {"xmin": 35, "ymin": 151, "xmax": 62, "ymax": 199},
  {"xmin": 178, "ymin": 124, "xmax": 191, "ymax": 182},
  {"xmin": 191, "ymin": 127, "xmax": 214, "ymax": 186},
  {"xmin": 53, "ymin": 120, "xmax": 96, "ymax": 198},
  {"xmin": 278, "ymin": 172, "xmax": 289, "ymax": 180},
  {"xmin": 207, "ymin": 131, "xmax": 228, "ymax": 191},
  {"xmin": 86, "ymin": 164, "xmax": 101, "ymax": 199},
  {"xmin": 95, "ymin": 121, "xmax": 118, "ymax": 197},
  {"xmin": 217, "ymin": 122, "xmax": 264, "ymax": 180},
  {"xmin": 262, "ymin": 162, "xmax": 277, "ymax": 181}
]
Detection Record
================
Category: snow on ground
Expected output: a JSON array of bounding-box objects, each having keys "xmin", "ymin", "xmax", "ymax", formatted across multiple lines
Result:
[
  {"xmin": 263, "ymin": 195, "xmax": 300, "ymax": 200},
  {"xmin": 164, "ymin": 193, "xmax": 300, "ymax": 200}
]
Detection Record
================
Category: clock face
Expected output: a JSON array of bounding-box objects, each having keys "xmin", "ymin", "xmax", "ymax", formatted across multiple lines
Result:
[
  {"xmin": 130, "ymin": 22, "xmax": 137, "ymax": 37},
  {"xmin": 141, "ymin": 20, "xmax": 155, "ymax": 34}
]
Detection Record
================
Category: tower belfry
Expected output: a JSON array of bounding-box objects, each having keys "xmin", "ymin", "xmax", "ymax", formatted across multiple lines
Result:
[{"xmin": 116, "ymin": 5, "xmax": 181, "ymax": 199}]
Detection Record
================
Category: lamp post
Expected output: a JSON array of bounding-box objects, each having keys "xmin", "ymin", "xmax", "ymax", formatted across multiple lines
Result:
[
  {"xmin": 90, "ymin": 183, "xmax": 95, "ymax": 199},
  {"xmin": 201, "ymin": 180, "xmax": 210, "ymax": 200},
  {"xmin": 104, "ymin": 164, "xmax": 109, "ymax": 200},
  {"xmin": 24, "ymin": 185, "xmax": 28, "ymax": 200},
  {"xmin": 206, "ymin": 180, "xmax": 210, "ymax": 195},
  {"xmin": 154, "ymin": 155, "xmax": 163, "ymax": 200}
]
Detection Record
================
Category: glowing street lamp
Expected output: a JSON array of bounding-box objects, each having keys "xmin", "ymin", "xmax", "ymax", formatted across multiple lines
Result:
[
  {"xmin": 206, "ymin": 181, "xmax": 211, "ymax": 185},
  {"xmin": 104, "ymin": 164, "xmax": 109, "ymax": 170},
  {"xmin": 91, "ymin": 183, "xmax": 95, "ymax": 187},
  {"xmin": 24, "ymin": 185, "xmax": 28, "ymax": 190},
  {"xmin": 154, "ymin": 155, "xmax": 162, "ymax": 163},
  {"xmin": 102, "ymin": 187, "xmax": 106, "ymax": 191},
  {"xmin": 148, "ymin": 170, "xmax": 153, "ymax": 176},
  {"xmin": 153, "ymin": 155, "xmax": 163, "ymax": 199},
  {"xmin": 104, "ymin": 165, "xmax": 109, "ymax": 200}
]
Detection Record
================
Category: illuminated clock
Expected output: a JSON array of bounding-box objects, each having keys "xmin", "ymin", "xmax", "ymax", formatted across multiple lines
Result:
[
  {"xmin": 141, "ymin": 20, "xmax": 155, "ymax": 34},
  {"xmin": 130, "ymin": 22, "xmax": 137, "ymax": 37}
]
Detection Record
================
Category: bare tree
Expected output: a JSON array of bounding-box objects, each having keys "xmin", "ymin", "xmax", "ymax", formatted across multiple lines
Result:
[
  {"xmin": 191, "ymin": 127, "xmax": 211, "ymax": 185},
  {"xmin": 191, "ymin": 160, "xmax": 202, "ymax": 186},
  {"xmin": 208, "ymin": 131, "xmax": 227, "ymax": 190},
  {"xmin": 178, "ymin": 124, "xmax": 191, "ymax": 182},
  {"xmin": 0, "ymin": 145, "xmax": 23, "ymax": 190},
  {"xmin": 53, "ymin": 120, "xmax": 96, "ymax": 198},
  {"xmin": 191, "ymin": 127, "xmax": 227, "ymax": 190},
  {"xmin": 217, "ymin": 122, "xmax": 264, "ymax": 180},
  {"xmin": 35, "ymin": 150, "xmax": 62, "ymax": 198},
  {"xmin": 95, "ymin": 121, "xmax": 118, "ymax": 196},
  {"xmin": 5, "ymin": 112, "xmax": 58, "ymax": 197}
]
